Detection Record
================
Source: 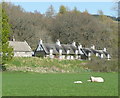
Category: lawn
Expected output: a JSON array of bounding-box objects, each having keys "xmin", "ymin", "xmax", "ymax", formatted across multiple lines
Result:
[{"xmin": 2, "ymin": 72, "xmax": 118, "ymax": 96}]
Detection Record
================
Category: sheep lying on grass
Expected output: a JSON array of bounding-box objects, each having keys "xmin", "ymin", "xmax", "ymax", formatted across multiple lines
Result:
[
  {"xmin": 74, "ymin": 76, "xmax": 104, "ymax": 84},
  {"xmin": 87, "ymin": 76, "xmax": 104, "ymax": 82},
  {"xmin": 74, "ymin": 81, "xmax": 83, "ymax": 84}
]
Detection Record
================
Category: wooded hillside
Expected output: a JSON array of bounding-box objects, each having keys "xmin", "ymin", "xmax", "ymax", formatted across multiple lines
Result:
[{"xmin": 2, "ymin": 2, "xmax": 118, "ymax": 58}]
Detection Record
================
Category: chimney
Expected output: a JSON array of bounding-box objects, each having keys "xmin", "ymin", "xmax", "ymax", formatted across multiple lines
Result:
[
  {"xmin": 91, "ymin": 45, "xmax": 95, "ymax": 50},
  {"xmin": 78, "ymin": 44, "xmax": 82, "ymax": 49},
  {"xmin": 13, "ymin": 36, "xmax": 15, "ymax": 41},
  {"xmin": 72, "ymin": 41, "xmax": 76, "ymax": 47},
  {"xmin": 56, "ymin": 39, "xmax": 61, "ymax": 46},
  {"xmin": 39, "ymin": 39, "xmax": 43, "ymax": 45},
  {"xmin": 103, "ymin": 48, "xmax": 107, "ymax": 52}
]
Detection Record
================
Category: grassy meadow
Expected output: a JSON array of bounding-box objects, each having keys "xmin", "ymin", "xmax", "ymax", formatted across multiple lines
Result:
[
  {"xmin": 2, "ymin": 57, "xmax": 118, "ymax": 96},
  {"xmin": 2, "ymin": 72, "xmax": 118, "ymax": 96}
]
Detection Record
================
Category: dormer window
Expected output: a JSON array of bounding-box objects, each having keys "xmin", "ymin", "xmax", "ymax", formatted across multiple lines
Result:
[
  {"xmin": 75, "ymin": 50, "xmax": 78, "ymax": 55},
  {"xmin": 59, "ymin": 49, "xmax": 62, "ymax": 55},
  {"xmin": 88, "ymin": 52, "xmax": 91, "ymax": 57},
  {"xmin": 107, "ymin": 54, "xmax": 110, "ymax": 60},
  {"xmin": 67, "ymin": 49, "xmax": 70, "ymax": 54},
  {"xmin": 50, "ymin": 49, "xmax": 53, "ymax": 55},
  {"xmin": 101, "ymin": 54, "xmax": 104, "ymax": 58},
  {"xmin": 96, "ymin": 53, "xmax": 99, "ymax": 56},
  {"xmin": 37, "ymin": 45, "xmax": 43, "ymax": 51}
]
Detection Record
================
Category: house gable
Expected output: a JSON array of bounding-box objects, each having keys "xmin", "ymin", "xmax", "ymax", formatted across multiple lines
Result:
[
  {"xmin": 36, "ymin": 44, "xmax": 44, "ymax": 51},
  {"xmin": 9, "ymin": 41, "xmax": 32, "ymax": 57}
]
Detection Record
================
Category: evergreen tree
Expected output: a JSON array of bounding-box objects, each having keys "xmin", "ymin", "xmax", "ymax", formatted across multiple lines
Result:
[
  {"xmin": 59, "ymin": 5, "xmax": 67, "ymax": 14},
  {"xmin": 2, "ymin": 9, "xmax": 13, "ymax": 65},
  {"xmin": 97, "ymin": 10, "xmax": 104, "ymax": 15},
  {"xmin": 0, "ymin": 3, "xmax": 2, "ymax": 67},
  {"xmin": 45, "ymin": 5, "xmax": 55, "ymax": 18},
  {"xmin": 73, "ymin": 7, "xmax": 80, "ymax": 13},
  {"xmin": 97, "ymin": 10, "xmax": 107, "ymax": 22},
  {"xmin": 83, "ymin": 9, "xmax": 89, "ymax": 15}
]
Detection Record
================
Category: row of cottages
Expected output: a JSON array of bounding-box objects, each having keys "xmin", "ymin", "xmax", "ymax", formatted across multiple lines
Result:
[
  {"xmin": 9, "ymin": 39, "xmax": 33, "ymax": 57},
  {"xmin": 34, "ymin": 39, "xmax": 111, "ymax": 60}
]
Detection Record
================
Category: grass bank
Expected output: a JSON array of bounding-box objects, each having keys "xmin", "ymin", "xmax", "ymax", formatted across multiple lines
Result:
[
  {"xmin": 5, "ymin": 57, "xmax": 118, "ymax": 73},
  {"xmin": 5, "ymin": 57, "xmax": 90, "ymax": 73}
]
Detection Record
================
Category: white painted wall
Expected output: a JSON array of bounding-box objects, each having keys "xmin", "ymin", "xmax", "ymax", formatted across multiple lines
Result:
[
  {"xmin": 59, "ymin": 49, "xmax": 62, "ymax": 55},
  {"xmin": 50, "ymin": 49, "xmax": 53, "ymax": 55},
  {"xmin": 49, "ymin": 55, "xmax": 54, "ymax": 59},
  {"xmin": 59, "ymin": 55, "xmax": 65, "ymax": 59},
  {"xmin": 66, "ymin": 56, "xmax": 70, "ymax": 60},
  {"xmin": 70, "ymin": 56, "xmax": 74, "ymax": 60},
  {"xmin": 14, "ymin": 52, "xmax": 32, "ymax": 57},
  {"xmin": 75, "ymin": 50, "xmax": 78, "ymax": 55}
]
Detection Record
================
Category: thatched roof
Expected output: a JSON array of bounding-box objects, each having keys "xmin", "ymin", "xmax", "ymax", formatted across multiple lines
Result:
[
  {"xmin": 35, "ymin": 41, "xmax": 111, "ymax": 58},
  {"xmin": 9, "ymin": 41, "xmax": 32, "ymax": 52},
  {"xmin": 38, "ymin": 43, "xmax": 79, "ymax": 55}
]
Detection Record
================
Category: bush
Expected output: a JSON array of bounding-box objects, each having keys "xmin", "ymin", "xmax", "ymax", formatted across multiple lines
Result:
[
  {"xmin": 0, "ymin": 65, "xmax": 7, "ymax": 71},
  {"xmin": 86, "ymin": 57, "xmax": 118, "ymax": 72}
]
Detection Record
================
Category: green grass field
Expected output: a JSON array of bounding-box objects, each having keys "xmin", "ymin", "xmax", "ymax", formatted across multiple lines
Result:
[{"xmin": 2, "ymin": 72, "xmax": 118, "ymax": 96}]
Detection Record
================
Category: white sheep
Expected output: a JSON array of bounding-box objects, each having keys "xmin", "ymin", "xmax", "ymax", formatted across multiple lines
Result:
[
  {"xmin": 89, "ymin": 76, "xmax": 104, "ymax": 82},
  {"xmin": 74, "ymin": 81, "xmax": 83, "ymax": 84}
]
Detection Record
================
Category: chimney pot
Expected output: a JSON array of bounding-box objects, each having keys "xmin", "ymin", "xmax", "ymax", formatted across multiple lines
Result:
[
  {"xmin": 39, "ymin": 39, "xmax": 43, "ymax": 44},
  {"xmin": 13, "ymin": 36, "xmax": 15, "ymax": 41},
  {"xmin": 56, "ymin": 39, "xmax": 61, "ymax": 46},
  {"xmin": 72, "ymin": 41, "xmax": 76, "ymax": 47},
  {"xmin": 78, "ymin": 43, "xmax": 82, "ymax": 49},
  {"xmin": 103, "ymin": 48, "xmax": 107, "ymax": 52},
  {"xmin": 91, "ymin": 45, "xmax": 95, "ymax": 49}
]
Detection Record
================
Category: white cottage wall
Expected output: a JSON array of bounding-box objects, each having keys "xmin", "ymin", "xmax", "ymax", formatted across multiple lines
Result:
[{"xmin": 14, "ymin": 52, "xmax": 32, "ymax": 57}]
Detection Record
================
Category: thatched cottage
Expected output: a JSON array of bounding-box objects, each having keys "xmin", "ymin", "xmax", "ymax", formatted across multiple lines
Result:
[
  {"xmin": 9, "ymin": 39, "xmax": 33, "ymax": 57},
  {"xmin": 34, "ymin": 39, "xmax": 111, "ymax": 60}
]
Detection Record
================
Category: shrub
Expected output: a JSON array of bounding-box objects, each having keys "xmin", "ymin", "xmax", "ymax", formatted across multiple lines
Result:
[{"xmin": 86, "ymin": 57, "xmax": 118, "ymax": 72}]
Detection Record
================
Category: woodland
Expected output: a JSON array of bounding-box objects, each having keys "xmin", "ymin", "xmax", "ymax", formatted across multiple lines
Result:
[{"xmin": 2, "ymin": 2, "xmax": 118, "ymax": 58}]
